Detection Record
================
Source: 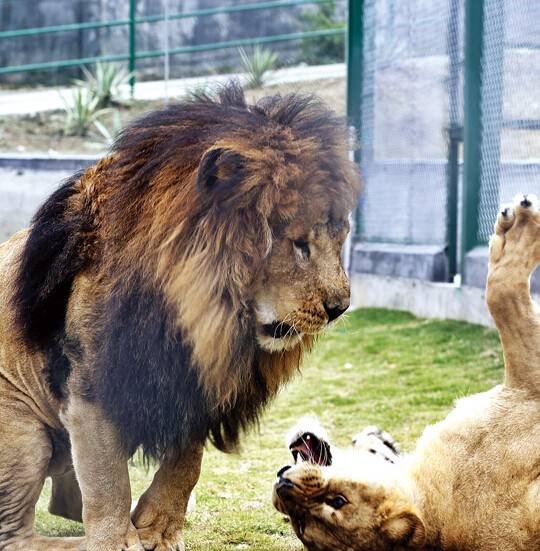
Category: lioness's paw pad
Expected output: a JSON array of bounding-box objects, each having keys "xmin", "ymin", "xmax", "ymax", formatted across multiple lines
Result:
[
  {"xmin": 495, "ymin": 203, "xmax": 515, "ymax": 233},
  {"xmin": 352, "ymin": 426, "xmax": 400, "ymax": 463}
]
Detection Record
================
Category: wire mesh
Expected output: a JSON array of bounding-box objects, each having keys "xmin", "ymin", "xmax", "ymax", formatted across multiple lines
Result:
[
  {"xmin": 358, "ymin": 0, "xmax": 463, "ymax": 245},
  {"xmin": 477, "ymin": 0, "xmax": 540, "ymax": 243}
]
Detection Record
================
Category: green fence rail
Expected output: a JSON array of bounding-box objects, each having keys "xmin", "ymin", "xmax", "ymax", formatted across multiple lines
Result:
[{"xmin": 0, "ymin": 0, "xmax": 346, "ymax": 88}]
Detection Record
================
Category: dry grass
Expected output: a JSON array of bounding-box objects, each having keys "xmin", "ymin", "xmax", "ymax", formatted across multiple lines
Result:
[{"xmin": 0, "ymin": 79, "xmax": 345, "ymax": 155}]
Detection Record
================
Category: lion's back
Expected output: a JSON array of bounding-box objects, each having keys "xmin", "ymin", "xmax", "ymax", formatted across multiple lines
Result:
[
  {"xmin": 0, "ymin": 229, "xmax": 28, "ymax": 328},
  {"xmin": 0, "ymin": 230, "xmax": 61, "ymax": 424}
]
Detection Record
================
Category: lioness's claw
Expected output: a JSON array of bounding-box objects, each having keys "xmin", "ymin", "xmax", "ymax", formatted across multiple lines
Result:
[{"xmin": 514, "ymin": 192, "xmax": 539, "ymax": 212}]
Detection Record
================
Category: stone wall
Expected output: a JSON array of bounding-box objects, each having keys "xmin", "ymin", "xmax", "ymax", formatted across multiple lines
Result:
[{"xmin": 0, "ymin": 0, "xmax": 328, "ymax": 84}]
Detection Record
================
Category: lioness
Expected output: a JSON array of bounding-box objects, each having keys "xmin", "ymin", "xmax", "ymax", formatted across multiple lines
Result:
[{"xmin": 273, "ymin": 193, "xmax": 540, "ymax": 550}]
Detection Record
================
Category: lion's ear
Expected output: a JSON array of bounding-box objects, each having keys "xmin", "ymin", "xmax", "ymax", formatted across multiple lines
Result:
[
  {"xmin": 380, "ymin": 509, "xmax": 426, "ymax": 548},
  {"xmin": 196, "ymin": 147, "xmax": 245, "ymax": 194}
]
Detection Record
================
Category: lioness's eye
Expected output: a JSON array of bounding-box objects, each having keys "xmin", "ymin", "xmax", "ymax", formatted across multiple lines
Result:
[
  {"xmin": 326, "ymin": 495, "xmax": 347, "ymax": 510},
  {"xmin": 293, "ymin": 239, "xmax": 310, "ymax": 261}
]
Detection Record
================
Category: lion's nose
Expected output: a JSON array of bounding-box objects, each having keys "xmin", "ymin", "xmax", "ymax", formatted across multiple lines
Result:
[{"xmin": 324, "ymin": 301, "xmax": 349, "ymax": 322}]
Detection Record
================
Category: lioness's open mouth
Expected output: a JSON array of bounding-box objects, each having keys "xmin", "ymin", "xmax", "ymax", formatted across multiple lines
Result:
[
  {"xmin": 262, "ymin": 322, "xmax": 294, "ymax": 339},
  {"xmin": 290, "ymin": 432, "xmax": 333, "ymax": 466}
]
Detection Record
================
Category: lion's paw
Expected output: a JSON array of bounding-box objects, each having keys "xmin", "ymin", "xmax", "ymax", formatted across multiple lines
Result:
[
  {"xmin": 137, "ymin": 522, "xmax": 184, "ymax": 551},
  {"xmin": 132, "ymin": 502, "xmax": 185, "ymax": 551}
]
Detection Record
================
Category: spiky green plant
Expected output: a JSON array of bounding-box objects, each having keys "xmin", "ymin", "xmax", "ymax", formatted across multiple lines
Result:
[
  {"xmin": 75, "ymin": 61, "xmax": 132, "ymax": 108},
  {"xmin": 61, "ymin": 87, "xmax": 108, "ymax": 137},
  {"xmin": 93, "ymin": 109, "xmax": 122, "ymax": 146},
  {"xmin": 239, "ymin": 46, "xmax": 278, "ymax": 89}
]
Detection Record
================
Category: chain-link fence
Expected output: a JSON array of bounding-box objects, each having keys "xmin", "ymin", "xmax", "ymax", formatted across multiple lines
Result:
[
  {"xmin": 354, "ymin": 0, "xmax": 463, "ymax": 246},
  {"xmin": 348, "ymin": 0, "xmax": 540, "ymax": 282},
  {"xmin": 477, "ymin": 0, "xmax": 540, "ymax": 243}
]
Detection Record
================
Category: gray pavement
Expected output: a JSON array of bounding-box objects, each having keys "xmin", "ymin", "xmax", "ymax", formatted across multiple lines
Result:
[{"xmin": 0, "ymin": 64, "xmax": 345, "ymax": 116}]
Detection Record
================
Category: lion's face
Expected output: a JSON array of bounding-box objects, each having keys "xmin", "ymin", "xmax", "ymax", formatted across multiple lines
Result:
[
  {"xmin": 273, "ymin": 458, "xmax": 425, "ymax": 551},
  {"xmin": 254, "ymin": 212, "xmax": 350, "ymax": 352}
]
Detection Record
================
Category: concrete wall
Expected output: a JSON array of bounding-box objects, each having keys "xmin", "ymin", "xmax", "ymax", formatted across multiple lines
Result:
[
  {"xmin": 350, "ymin": 272, "xmax": 495, "ymax": 328},
  {"xmin": 0, "ymin": 168, "xmax": 69, "ymax": 242},
  {"xmin": 349, "ymin": 245, "xmax": 540, "ymax": 328},
  {"xmin": 352, "ymin": 242, "xmax": 448, "ymax": 282}
]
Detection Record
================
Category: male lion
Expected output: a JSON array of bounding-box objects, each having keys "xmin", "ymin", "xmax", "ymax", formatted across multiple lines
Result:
[
  {"xmin": 0, "ymin": 82, "xmax": 359, "ymax": 551},
  {"xmin": 274, "ymin": 194, "xmax": 540, "ymax": 551}
]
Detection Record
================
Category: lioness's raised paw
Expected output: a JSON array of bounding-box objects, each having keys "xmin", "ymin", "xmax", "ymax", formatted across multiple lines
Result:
[
  {"xmin": 489, "ymin": 202, "xmax": 517, "ymax": 264},
  {"xmin": 352, "ymin": 426, "xmax": 400, "ymax": 464},
  {"xmin": 487, "ymin": 193, "xmax": 540, "ymax": 320},
  {"xmin": 489, "ymin": 193, "xmax": 540, "ymax": 268}
]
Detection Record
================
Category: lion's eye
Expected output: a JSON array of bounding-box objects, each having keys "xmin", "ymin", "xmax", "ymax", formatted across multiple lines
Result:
[
  {"xmin": 293, "ymin": 239, "xmax": 310, "ymax": 261},
  {"xmin": 326, "ymin": 495, "xmax": 347, "ymax": 510}
]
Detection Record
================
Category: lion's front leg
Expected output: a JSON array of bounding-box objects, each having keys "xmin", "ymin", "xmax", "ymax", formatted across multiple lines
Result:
[
  {"xmin": 63, "ymin": 397, "xmax": 143, "ymax": 551},
  {"xmin": 132, "ymin": 443, "xmax": 204, "ymax": 551}
]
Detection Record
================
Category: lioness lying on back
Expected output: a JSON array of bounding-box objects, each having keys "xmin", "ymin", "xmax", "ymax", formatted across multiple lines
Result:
[{"xmin": 273, "ymin": 194, "xmax": 540, "ymax": 550}]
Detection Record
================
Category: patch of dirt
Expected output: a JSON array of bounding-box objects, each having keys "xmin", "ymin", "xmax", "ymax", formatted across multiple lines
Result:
[{"xmin": 0, "ymin": 78, "xmax": 345, "ymax": 155}]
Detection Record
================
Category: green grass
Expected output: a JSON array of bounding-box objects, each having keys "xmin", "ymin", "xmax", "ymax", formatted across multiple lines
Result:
[{"xmin": 35, "ymin": 308, "xmax": 503, "ymax": 550}]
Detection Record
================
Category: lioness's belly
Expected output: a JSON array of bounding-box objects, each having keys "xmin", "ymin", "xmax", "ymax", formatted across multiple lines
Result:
[
  {"xmin": 412, "ymin": 386, "xmax": 540, "ymax": 549},
  {"xmin": 0, "ymin": 230, "xmax": 63, "ymax": 429}
]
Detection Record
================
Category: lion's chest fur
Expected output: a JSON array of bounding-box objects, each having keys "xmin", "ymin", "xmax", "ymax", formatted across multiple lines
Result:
[{"xmin": 62, "ymin": 270, "xmax": 269, "ymax": 460}]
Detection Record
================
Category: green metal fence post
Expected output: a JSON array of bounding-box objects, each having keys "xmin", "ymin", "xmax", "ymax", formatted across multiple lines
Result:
[
  {"xmin": 129, "ymin": 0, "xmax": 136, "ymax": 97},
  {"xmin": 346, "ymin": 0, "xmax": 364, "ymax": 238},
  {"xmin": 461, "ymin": 0, "xmax": 485, "ymax": 282},
  {"xmin": 445, "ymin": 0, "xmax": 461, "ymax": 280},
  {"xmin": 347, "ymin": 0, "xmax": 363, "ymax": 149},
  {"xmin": 478, "ymin": 0, "xmax": 505, "ymax": 242}
]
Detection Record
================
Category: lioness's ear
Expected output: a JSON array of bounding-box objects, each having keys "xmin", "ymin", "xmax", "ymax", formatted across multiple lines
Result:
[
  {"xmin": 381, "ymin": 510, "xmax": 426, "ymax": 548},
  {"xmin": 196, "ymin": 147, "xmax": 245, "ymax": 193}
]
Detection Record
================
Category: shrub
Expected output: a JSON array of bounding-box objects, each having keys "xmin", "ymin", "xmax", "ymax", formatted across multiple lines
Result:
[
  {"xmin": 301, "ymin": 1, "xmax": 346, "ymax": 65},
  {"xmin": 75, "ymin": 61, "xmax": 132, "ymax": 108},
  {"xmin": 61, "ymin": 87, "xmax": 108, "ymax": 137}
]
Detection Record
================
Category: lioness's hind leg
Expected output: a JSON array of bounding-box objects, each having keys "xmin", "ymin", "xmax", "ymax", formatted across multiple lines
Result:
[{"xmin": 487, "ymin": 193, "xmax": 540, "ymax": 391}]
